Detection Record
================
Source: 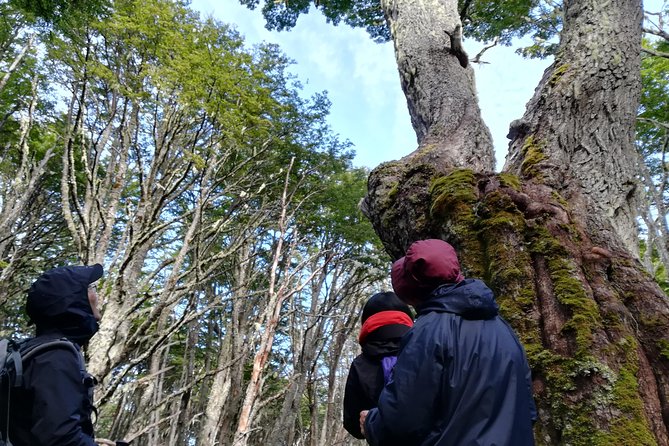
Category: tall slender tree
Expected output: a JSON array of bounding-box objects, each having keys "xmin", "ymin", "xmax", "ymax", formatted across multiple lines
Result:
[{"xmin": 638, "ymin": 14, "xmax": 669, "ymax": 286}]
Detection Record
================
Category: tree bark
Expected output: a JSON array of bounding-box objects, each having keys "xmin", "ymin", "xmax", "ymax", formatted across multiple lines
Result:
[
  {"xmin": 200, "ymin": 243, "xmax": 256, "ymax": 445},
  {"xmin": 504, "ymin": 0, "xmax": 643, "ymax": 258},
  {"xmin": 363, "ymin": 0, "xmax": 669, "ymax": 444},
  {"xmin": 379, "ymin": 0, "xmax": 494, "ymax": 171},
  {"xmin": 233, "ymin": 160, "xmax": 299, "ymax": 446}
]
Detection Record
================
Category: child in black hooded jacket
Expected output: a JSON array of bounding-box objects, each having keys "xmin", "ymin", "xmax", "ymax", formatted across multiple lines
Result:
[{"xmin": 343, "ymin": 291, "xmax": 413, "ymax": 439}]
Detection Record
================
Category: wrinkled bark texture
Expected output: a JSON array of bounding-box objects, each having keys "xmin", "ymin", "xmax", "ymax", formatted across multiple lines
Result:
[
  {"xmin": 504, "ymin": 0, "xmax": 642, "ymax": 258},
  {"xmin": 379, "ymin": 0, "xmax": 494, "ymax": 172},
  {"xmin": 363, "ymin": 0, "xmax": 669, "ymax": 444}
]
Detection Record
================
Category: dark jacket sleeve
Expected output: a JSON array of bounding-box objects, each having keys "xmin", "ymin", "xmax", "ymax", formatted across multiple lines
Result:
[
  {"xmin": 504, "ymin": 318, "xmax": 538, "ymax": 424},
  {"xmin": 523, "ymin": 341, "xmax": 538, "ymax": 423},
  {"xmin": 364, "ymin": 327, "xmax": 444, "ymax": 446},
  {"xmin": 343, "ymin": 362, "xmax": 367, "ymax": 439},
  {"xmin": 344, "ymin": 354, "xmax": 385, "ymax": 439},
  {"xmin": 27, "ymin": 347, "xmax": 97, "ymax": 446}
]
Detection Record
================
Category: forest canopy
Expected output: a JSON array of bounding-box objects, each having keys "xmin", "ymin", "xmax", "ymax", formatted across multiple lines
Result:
[
  {"xmin": 0, "ymin": 0, "xmax": 389, "ymax": 444},
  {"xmin": 1, "ymin": 0, "xmax": 669, "ymax": 444}
]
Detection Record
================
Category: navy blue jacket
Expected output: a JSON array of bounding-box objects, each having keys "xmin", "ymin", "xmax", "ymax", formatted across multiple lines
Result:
[{"xmin": 364, "ymin": 279, "xmax": 536, "ymax": 446}]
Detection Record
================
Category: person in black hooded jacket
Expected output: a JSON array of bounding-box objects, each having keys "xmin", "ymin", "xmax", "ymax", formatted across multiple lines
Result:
[
  {"xmin": 5, "ymin": 264, "xmax": 104, "ymax": 446},
  {"xmin": 343, "ymin": 291, "xmax": 413, "ymax": 439},
  {"xmin": 361, "ymin": 239, "xmax": 536, "ymax": 446}
]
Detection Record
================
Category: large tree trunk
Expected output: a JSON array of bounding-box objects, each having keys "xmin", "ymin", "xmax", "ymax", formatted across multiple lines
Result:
[
  {"xmin": 363, "ymin": 0, "xmax": 669, "ymax": 444},
  {"xmin": 504, "ymin": 0, "xmax": 642, "ymax": 258},
  {"xmin": 363, "ymin": 0, "xmax": 495, "ymax": 254}
]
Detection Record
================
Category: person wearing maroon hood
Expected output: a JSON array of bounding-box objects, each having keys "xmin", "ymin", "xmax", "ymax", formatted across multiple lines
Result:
[
  {"xmin": 361, "ymin": 239, "xmax": 536, "ymax": 446},
  {"xmin": 343, "ymin": 291, "xmax": 414, "ymax": 439},
  {"xmin": 2, "ymin": 264, "xmax": 103, "ymax": 446}
]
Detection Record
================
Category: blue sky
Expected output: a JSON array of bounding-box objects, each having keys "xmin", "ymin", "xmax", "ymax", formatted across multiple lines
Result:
[{"xmin": 190, "ymin": 0, "xmax": 662, "ymax": 170}]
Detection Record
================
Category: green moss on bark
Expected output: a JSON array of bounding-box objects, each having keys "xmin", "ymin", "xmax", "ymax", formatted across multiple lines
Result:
[
  {"xmin": 520, "ymin": 136, "xmax": 546, "ymax": 179},
  {"xmin": 387, "ymin": 182, "xmax": 399, "ymax": 201},
  {"xmin": 498, "ymin": 172, "xmax": 522, "ymax": 191},
  {"xmin": 429, "ymin": 169, "xmax": 477, "ymax": 213},
  {"xmin": 548, "ymin": 63, "xmax": 570, "ymax": 87},
  {"xmin": 592, "ymin": 337, "xmax": 658, "ymax": 446},
  {"xmin": 657, "ymin": 339, "xmax": 669, "ymax": 360},
  {"xmin": 524, "ymin": 227, "xmax": 654, "ymax": 445},
  {"xmin": 526, "ymin": 224, "xmax": 601, "ymax": 355},
  {"xmin": 429, "ymin": 169, "xmax": 483, "ymax": 276},
  {"xmin": 549, "ymin": 258, "xmax": 601, "ymax": 354},
  {"xmin": 426, "ymin": 170, "xmax": 655, "ymax": 445}
]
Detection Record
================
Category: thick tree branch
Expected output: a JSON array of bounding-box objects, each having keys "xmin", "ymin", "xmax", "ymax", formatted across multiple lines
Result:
[
  {"xmin": 642, "ymin": 46, "xmax": 669, "ymax": 58},
  {"xmin": 0, "ymin": 34, "xmax": 33, "ymax": 94},
  {"xmin": 643, "ymin": 26, "xmax": 669, "ymax": 41}
]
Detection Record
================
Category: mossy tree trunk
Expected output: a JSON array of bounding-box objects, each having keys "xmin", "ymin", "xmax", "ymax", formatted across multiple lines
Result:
[{"xmin": 363, "ymin": 0, "xmax": 669, "ymax": 444}]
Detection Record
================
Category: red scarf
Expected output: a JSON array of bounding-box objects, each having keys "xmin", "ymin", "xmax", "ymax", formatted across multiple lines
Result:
[{"xmin": 358, "ymin": 310, "xmax": 413, "ymax": 344}]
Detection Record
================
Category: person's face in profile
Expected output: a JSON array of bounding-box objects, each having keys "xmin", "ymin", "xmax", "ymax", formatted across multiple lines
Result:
[{"xmin": 88, "ymin": 284, "xmax": 102, "ymax": 321}]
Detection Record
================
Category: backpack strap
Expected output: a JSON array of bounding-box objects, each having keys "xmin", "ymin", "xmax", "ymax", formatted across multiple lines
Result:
[
  {"xmin": 1, "ymin": 338, "xmax": 83, "ymax": 446},
  {"xmin": 1, "ymin": 340, "xmax": 23, "ymax": 388},
  {"xmin": 22, "ymin": 339, "xmax": 98, "ymax": 434},
  {"xmin": 13, "ymin": 339, "xmax": 81, "ymax": 387},
  {"xmin": 381, "ymin": 356, "xmax": 398, "ymax": 384},
  {"xmin": 21, "ymin": 339, "xmax": 80, "ymax": 362}
]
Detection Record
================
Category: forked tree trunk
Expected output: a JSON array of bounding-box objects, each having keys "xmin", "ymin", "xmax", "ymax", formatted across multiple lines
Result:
[
  {"xmin": 363, "ymin": 0, "xmax": 669, "ymax": 444},
  {"xmin": 379, "ymin": 0, "xmax": 494, "ymax": 171}
]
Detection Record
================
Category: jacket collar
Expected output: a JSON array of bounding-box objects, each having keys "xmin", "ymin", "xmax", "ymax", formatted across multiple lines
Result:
[{"xmin": 417, "ymin": 279, "xmax": 499, "ymax": 320}]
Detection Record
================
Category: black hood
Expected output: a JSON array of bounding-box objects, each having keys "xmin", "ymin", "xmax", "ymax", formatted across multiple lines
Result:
[
  {"xmin": 361, "ymin": 291, "xmax": 413, "ymax": 323},
  {"xmin": 418, "ymin": 278, "xmax": 499, "ymax": 320},
  {"xmin": 26, "ymin": 264, "xmax": 103, "ymax": 344}
]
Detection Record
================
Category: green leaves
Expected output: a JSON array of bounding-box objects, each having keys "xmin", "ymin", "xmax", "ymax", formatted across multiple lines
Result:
[
  {"xmin": 239, "ymin": 0, "xmax": 388, "ymax": 42},
  {"xmin": 459, "ymin": 0, "xmax": 562, "ymax": 58},
  {"xmin": 638, "ymin": 37, "xmax": 669, "ymax": 166},
  {"xmin": 238, "ymin": 0, "xmax": 562, "ymax": 55},
  {"xmin": 9, "ymin": 0, "xmax": 111, "ymax": 31}
]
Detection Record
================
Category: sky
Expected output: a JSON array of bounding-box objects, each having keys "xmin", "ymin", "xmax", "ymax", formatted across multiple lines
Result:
[{"xmin": 188, "ymin": 0, "xmax": 660, "ymax": 170}]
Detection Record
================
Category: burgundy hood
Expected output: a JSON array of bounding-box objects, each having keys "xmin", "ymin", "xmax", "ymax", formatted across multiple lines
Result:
[{"xmin": 391, "ymin": 239, "xmax": 464, "ymax": 303}]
